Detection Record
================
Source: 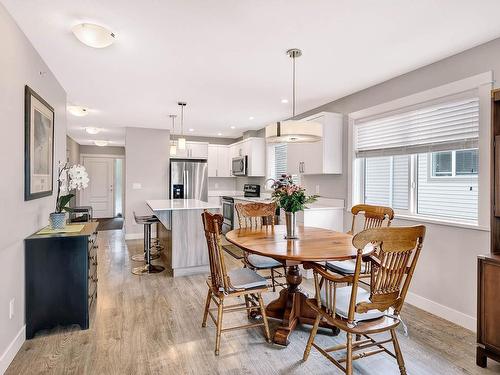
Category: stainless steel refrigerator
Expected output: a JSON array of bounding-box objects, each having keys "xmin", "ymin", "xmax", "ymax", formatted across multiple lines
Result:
[{"xmin": 169, "ymin": 160, "xmax": 208, "ymax": 201}]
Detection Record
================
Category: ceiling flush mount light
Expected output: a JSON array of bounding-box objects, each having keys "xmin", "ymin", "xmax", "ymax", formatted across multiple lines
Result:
[
  {"xmin": 281, "ymin": 99, "xmax": 289, "ymax": 104},
  {"xmin": 266, "ymin": 49, "xmax": 322, "ymax": 144},
  {"xmin": 72, "ymin": 23, "xmax": 115, "ymax": 48},
  {"xmin": 94, "ymin": 140, "xmax": 108, "ymax": 147},
  {"xmin": 188, "ymin": 128, "xmax": 194, "ymax": 132},
  {"xmin": 85, "ymin": 127, "xmax": 100, "ymax": 134},
  {"xmin": 249, "ymin": 116, "xmax": 254, "ymax": 120},
  {"xmin": 230, "ymin": 126, "xmax": 236, "ymax": 129},
  {"xmin": 217, "ymin": 133, "xmax": 223, "ymax": 136},
  {"xmin": 68, "ymin": 105, "xmax": 89, "ymax": 117},
  {"xmin": 169, "ymin": 114, "xmax": 177, "ymax": 156},
  {"xmin": 177, "ymin": 102, "xmax": 187, "ymax": 150}
]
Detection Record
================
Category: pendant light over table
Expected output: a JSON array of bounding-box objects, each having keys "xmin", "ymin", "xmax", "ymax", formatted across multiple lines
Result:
[
  {"xmin": 177, "ymin": 102, "xmax": 187, "ymax": 150},
  {"xmin": 265, "ymin": 49, "xmax": 322, "ymax": 143}
]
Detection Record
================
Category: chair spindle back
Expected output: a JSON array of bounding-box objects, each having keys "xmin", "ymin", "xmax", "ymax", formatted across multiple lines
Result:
[
  {"xmin": 235, "ymin": 202, "xmax": 277, "ymax": 229},
  {"xmin": 350, "ymin": 204, "xmax": 395, "ymax": 234},
  {"xmin": 201, "ymin": 211, "xmax": 230, "ymax": 292}
]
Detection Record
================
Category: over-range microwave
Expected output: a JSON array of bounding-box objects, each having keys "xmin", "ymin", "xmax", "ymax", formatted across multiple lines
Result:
[{"xmin": 232, "ymin": 156, "xmax": 247, "ymax": 176}]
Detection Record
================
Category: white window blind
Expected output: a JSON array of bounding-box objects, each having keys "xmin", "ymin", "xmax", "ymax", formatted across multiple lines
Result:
[
  {"xmin": 355, "ymin": 96, "xmax": 479, "ymax": 157},
  {"xmin": 274, "ymin": 144, "xmax": 287, "ymax": 179}
]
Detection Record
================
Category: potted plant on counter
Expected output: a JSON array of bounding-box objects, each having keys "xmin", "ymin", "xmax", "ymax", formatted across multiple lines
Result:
[
  {"xmin": 270, "ymin": 174, "xmax": 318, "ymax": 239},
  {"xmin": 49, "ymin": 162, "xmax": 89, "ymax": 229}
]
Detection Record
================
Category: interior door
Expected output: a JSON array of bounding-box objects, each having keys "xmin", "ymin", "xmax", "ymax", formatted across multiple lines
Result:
[{"xmin": 81, "ymin": 157, "xmax": 114, "ymax": 218}]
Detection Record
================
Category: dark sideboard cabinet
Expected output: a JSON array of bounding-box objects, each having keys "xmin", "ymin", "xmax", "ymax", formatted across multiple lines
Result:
[
  {"xmin": 25, "ymin": 222, "xmax": 99, "ymax": 339},
  {"xmin": 477, "ymin": 90, "xmax": 500, "ymax": 367}
]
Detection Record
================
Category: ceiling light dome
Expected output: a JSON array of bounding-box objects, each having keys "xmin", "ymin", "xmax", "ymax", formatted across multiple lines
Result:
[
  {"xmin": 68, "ymin": 105, "xmax": 89, "ymax": 117},
  {"xmin": 72, "ymin": 23, "xmax": 115, "ymax": 48},
  {"xmin": 266, "ymin": 49, "xmax": 322, "ymax": 144},
  {"xmin": 85, "ymin": 127, "xmax": 100, "ymax": 134},
  {"xmin": 94, "ymin": 140, "xmax": 108, "ymax": 146}
]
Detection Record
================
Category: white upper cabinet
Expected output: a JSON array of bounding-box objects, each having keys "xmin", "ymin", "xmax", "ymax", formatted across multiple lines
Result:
[
  {"xmin": 209, "ymin": 137, "xmax": 265, "ymax": 177},
  {"xmin": 287, "ymin": 112, "xmax": 343, "ymax": 175},
  {"xmin": 232, "ymin": 137, "xmax": 265, "ymax": 177},
  {"xmin": 208, "ymin": 145, "xmax": 231, "ymax": 177},
  {"xmin": 172, "ymin": 141, "xmax": 209, "ymax": 159}
]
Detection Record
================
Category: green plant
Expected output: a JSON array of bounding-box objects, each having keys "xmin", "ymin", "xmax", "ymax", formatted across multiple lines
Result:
[{"xmin": 270, "ymin": 175, "xmax": 318, "ymax": 213}]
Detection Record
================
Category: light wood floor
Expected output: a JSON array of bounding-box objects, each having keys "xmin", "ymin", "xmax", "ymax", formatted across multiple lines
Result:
[{"xmin": 7, "ymin": 229, "xmax": 500, "ymax": 374}]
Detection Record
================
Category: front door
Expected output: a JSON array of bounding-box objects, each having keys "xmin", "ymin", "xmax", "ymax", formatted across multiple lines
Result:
[{"xmin": 81, "ymin": 157, "xmax": 114, "ymax": 218}]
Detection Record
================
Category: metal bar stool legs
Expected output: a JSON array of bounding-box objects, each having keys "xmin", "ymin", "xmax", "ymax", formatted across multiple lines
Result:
[{"xmin": 132, "ymin": 214, "xmax": 165, "ymax": 275}]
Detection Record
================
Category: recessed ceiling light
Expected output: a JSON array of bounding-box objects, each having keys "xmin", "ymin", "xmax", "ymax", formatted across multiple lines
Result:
[
  {"xmin": 230, "ymin": 126, "xmax": 236, "ymax": 129},
  {"xmin": 217, "ymin": 133, "xmax": 223, "ymax": 136},
  {"xmin": 68, "ymin": 105, "xmax": 89, "ymax": 117},
  {"xmin": 85, "ymin": 127, "xmax": 100, "ymax": 135},
  {"xmin": 249, "ymin": 116, "xmax": 254, "ymax": 120},
  {"xmin": 94, "ymin": 140, "xmax": 108, "ymax": 147},
  {"xmin": 281, "ymin": 99, "xmax": 289, "ymax": 104},
  {"xmin": 72, "ymin": 23, "xmax": 115, "ymax": 48},
  {"xmin": 188, "ymin": 128, "xmax": 194, "ymax": 132}
]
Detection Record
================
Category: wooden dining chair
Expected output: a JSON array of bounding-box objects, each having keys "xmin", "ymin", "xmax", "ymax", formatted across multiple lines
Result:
[
  {"xmin": 235, "ymin": 202, "xmax": 286, "ymax": 291},
  {"xmin": 201, "ymin": 211, "xmax": 271, "ymax": 355},
  {"xmin": 326, "ymin": 204, "xmax": 395, "ymax": 277},
  {"xmin": 303, "ymin": 225, "xmax": 426, "ymax": 375}
]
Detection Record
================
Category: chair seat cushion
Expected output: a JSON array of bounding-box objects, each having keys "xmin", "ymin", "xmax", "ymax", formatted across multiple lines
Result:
[
  {"xmin": 228, "ymin": 268, "xmax": 267, "ymax": 290},
  {"xmin": 320, "ymin": 286, "xmax": 385, "ymax": 322},
  {"xmin": 326, "ymin": 259, "xmax": 367, "ymax": 275},
  {"xmin": 247, "ymin": 254, "xmax": 282, "ymax": 269}
]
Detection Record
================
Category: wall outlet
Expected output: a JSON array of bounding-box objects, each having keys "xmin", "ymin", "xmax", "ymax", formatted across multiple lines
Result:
[
  {"xmin": 315, "ymin": 185, "xmax": 320, "ymax": 194},
  {"xmin": 9, "ymin": 298, "xmax": 14, "ymax": 319},
  {"xmin": 132, "ymin": 183, "xmax": 142, "ymax": 190}
]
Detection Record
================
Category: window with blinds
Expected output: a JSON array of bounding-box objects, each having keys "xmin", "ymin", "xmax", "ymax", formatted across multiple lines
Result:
[
  {"xmin": 266, "ymin": 143, "xmax": 299, "ymax": 188},
  {"xmin": 355, "ymin": 94, "xmax": 479, "ymax": 223}
]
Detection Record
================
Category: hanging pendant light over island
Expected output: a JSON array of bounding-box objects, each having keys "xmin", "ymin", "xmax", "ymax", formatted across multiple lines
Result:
[
  {"xmin": 177, "ymin": 102, "xmax": 187, "ymax": 150},
  {"xmin": 266, "ymin": 49, "xmax": 322, "ymax": 143}
]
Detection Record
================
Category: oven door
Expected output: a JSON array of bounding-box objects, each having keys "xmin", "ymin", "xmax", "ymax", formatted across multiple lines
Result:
[{"xmin": 221, "ymin": 199, "xmax": 234, "ymax": 233}]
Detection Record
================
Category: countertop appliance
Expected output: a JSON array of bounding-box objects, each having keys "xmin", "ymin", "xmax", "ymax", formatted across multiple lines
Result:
[
  {"xmin": 243, "ymin": 183, "xmax": 260, "ymax": 197},
  {"xmin": 170, "ymin": 159, "xmax": 208, "ymax": 201},
  {"xmin": 231, "ymin": 155, "xmax": 247, "ymax": 176}
]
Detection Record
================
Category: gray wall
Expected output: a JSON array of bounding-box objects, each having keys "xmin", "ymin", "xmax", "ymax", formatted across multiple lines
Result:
[
  {"xmin": 125, "ymin": 128, "xmax": 170, "ymax": 237},
  {"xmin": 278, "ymin": 37, "xmax": 500, "ymax": 329},
  {"xmin": 0, "ymin": 3, "xmax": 67, "ymax": 371},
  {"xmin": 181, "ymin": 135, "xmax": 238, "ymax": 145},
  {"xmin": 79, "ymin": 145, "xmax": 125, "ymax": 156}
]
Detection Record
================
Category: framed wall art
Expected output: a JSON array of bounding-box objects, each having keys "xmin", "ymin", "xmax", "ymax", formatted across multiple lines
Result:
[{"xmin": 24, "ymin": 85, "xmax": 55, "ymax": 201}]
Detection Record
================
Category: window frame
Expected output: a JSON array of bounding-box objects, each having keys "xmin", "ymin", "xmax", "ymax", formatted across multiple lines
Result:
[{"xmin": 347, "ymin": 71, "xmax": 492, "ymax": 231}]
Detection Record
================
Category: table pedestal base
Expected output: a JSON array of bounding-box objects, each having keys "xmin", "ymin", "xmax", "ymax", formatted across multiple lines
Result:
[{"xmin": 266, "ymin": 265, "xmax": 339, "ymax": 346}]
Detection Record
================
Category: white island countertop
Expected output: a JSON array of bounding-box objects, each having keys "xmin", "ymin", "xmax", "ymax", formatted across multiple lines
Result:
[{"xmin": 147, "ymin": 199, "xmax": 221, "ymax": 211}]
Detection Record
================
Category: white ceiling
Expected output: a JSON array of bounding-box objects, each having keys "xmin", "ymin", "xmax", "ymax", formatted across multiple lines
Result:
[{"xmin": 4, "ymin": 0, "xmax": 500, "ymax": 146}]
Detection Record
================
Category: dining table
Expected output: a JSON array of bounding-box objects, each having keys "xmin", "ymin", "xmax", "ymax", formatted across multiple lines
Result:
[{"xmin": 225, "ymin": 224, "xmax": 374, "ymax": 346}]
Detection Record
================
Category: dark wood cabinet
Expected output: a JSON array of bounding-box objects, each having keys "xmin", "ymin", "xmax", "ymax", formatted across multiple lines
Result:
[
  {"xmin": 25, "ymin": 222, "xmax": 99, "ymax": 339},
  {"xmin": 477, "ymin": 90, "xmax": 500, "ymax": 367}
]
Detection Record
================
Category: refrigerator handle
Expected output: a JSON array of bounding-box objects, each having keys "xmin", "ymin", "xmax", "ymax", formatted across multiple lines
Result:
[{"xmin": 186, "ymin": 170, "xmax": 189, "ymax": 199}]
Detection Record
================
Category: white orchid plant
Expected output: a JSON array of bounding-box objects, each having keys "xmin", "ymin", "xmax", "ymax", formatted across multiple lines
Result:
[{"xmin": 55, "ymin": 162, "xmax": 89, "ymax": 213}]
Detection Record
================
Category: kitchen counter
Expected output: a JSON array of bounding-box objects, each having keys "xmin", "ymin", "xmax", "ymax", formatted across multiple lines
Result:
[
  {"xmin": 147, "ymin": 199, "xmax": 220, "ymax": 277},
  {"xmin": 147, "ymin": 199, "xmax": 220, "ymax": 211}
]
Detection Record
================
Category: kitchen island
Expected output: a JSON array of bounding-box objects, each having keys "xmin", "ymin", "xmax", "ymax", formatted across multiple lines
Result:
[{"xmin": 146, "ymin": 199, "xmax": 220, "ymax": 277}]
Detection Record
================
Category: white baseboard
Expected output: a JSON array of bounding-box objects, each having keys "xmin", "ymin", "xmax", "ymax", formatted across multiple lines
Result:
[
  {"xmin": 0, "ymin": 325, "xmax": 25, "ymax": 375},
  {"xmin": 406, "ymin": 292, "xmax": 476, "ymax": 332}
]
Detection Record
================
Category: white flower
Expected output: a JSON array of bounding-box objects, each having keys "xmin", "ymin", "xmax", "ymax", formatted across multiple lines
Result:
[{"xmin": 66, "ymin": 164, "xmax": 90, "ymax": 191}]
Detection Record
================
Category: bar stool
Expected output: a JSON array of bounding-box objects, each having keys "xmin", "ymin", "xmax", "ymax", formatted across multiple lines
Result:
[
  {"xmin": 131, "ymin": 215, "xmax": 161, "ymax": 262},
  {"xmin": 132, "ymin": 213, "xmax": 165, "ymax": 275}
]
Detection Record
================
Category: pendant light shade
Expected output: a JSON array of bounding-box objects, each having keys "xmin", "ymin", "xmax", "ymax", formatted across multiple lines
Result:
[
  {"xmin": 266, "ymin": 48, "xmax": 322, "ymax": 144},
  {"xmin": 177, "ymin": 102, "xmax": 187, "ymax": 150},
  {"xmin": 265, "ymin": 120, "xmax": 322, "ymax": 143},
  {"xmin": 169, "ymin": 114, "xmax": 177, "ymax": 156}
]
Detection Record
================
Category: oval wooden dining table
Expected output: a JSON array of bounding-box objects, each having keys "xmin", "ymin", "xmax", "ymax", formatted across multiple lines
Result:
[{"xmin": 226, "ymin": 225, "xmax": 374, "ymax": 346}]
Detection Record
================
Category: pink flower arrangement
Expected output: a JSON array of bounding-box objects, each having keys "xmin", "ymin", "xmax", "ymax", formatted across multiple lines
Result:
[{"xmin": 270, "ymin": 174, "xmax": 318, "ymax": 213}]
